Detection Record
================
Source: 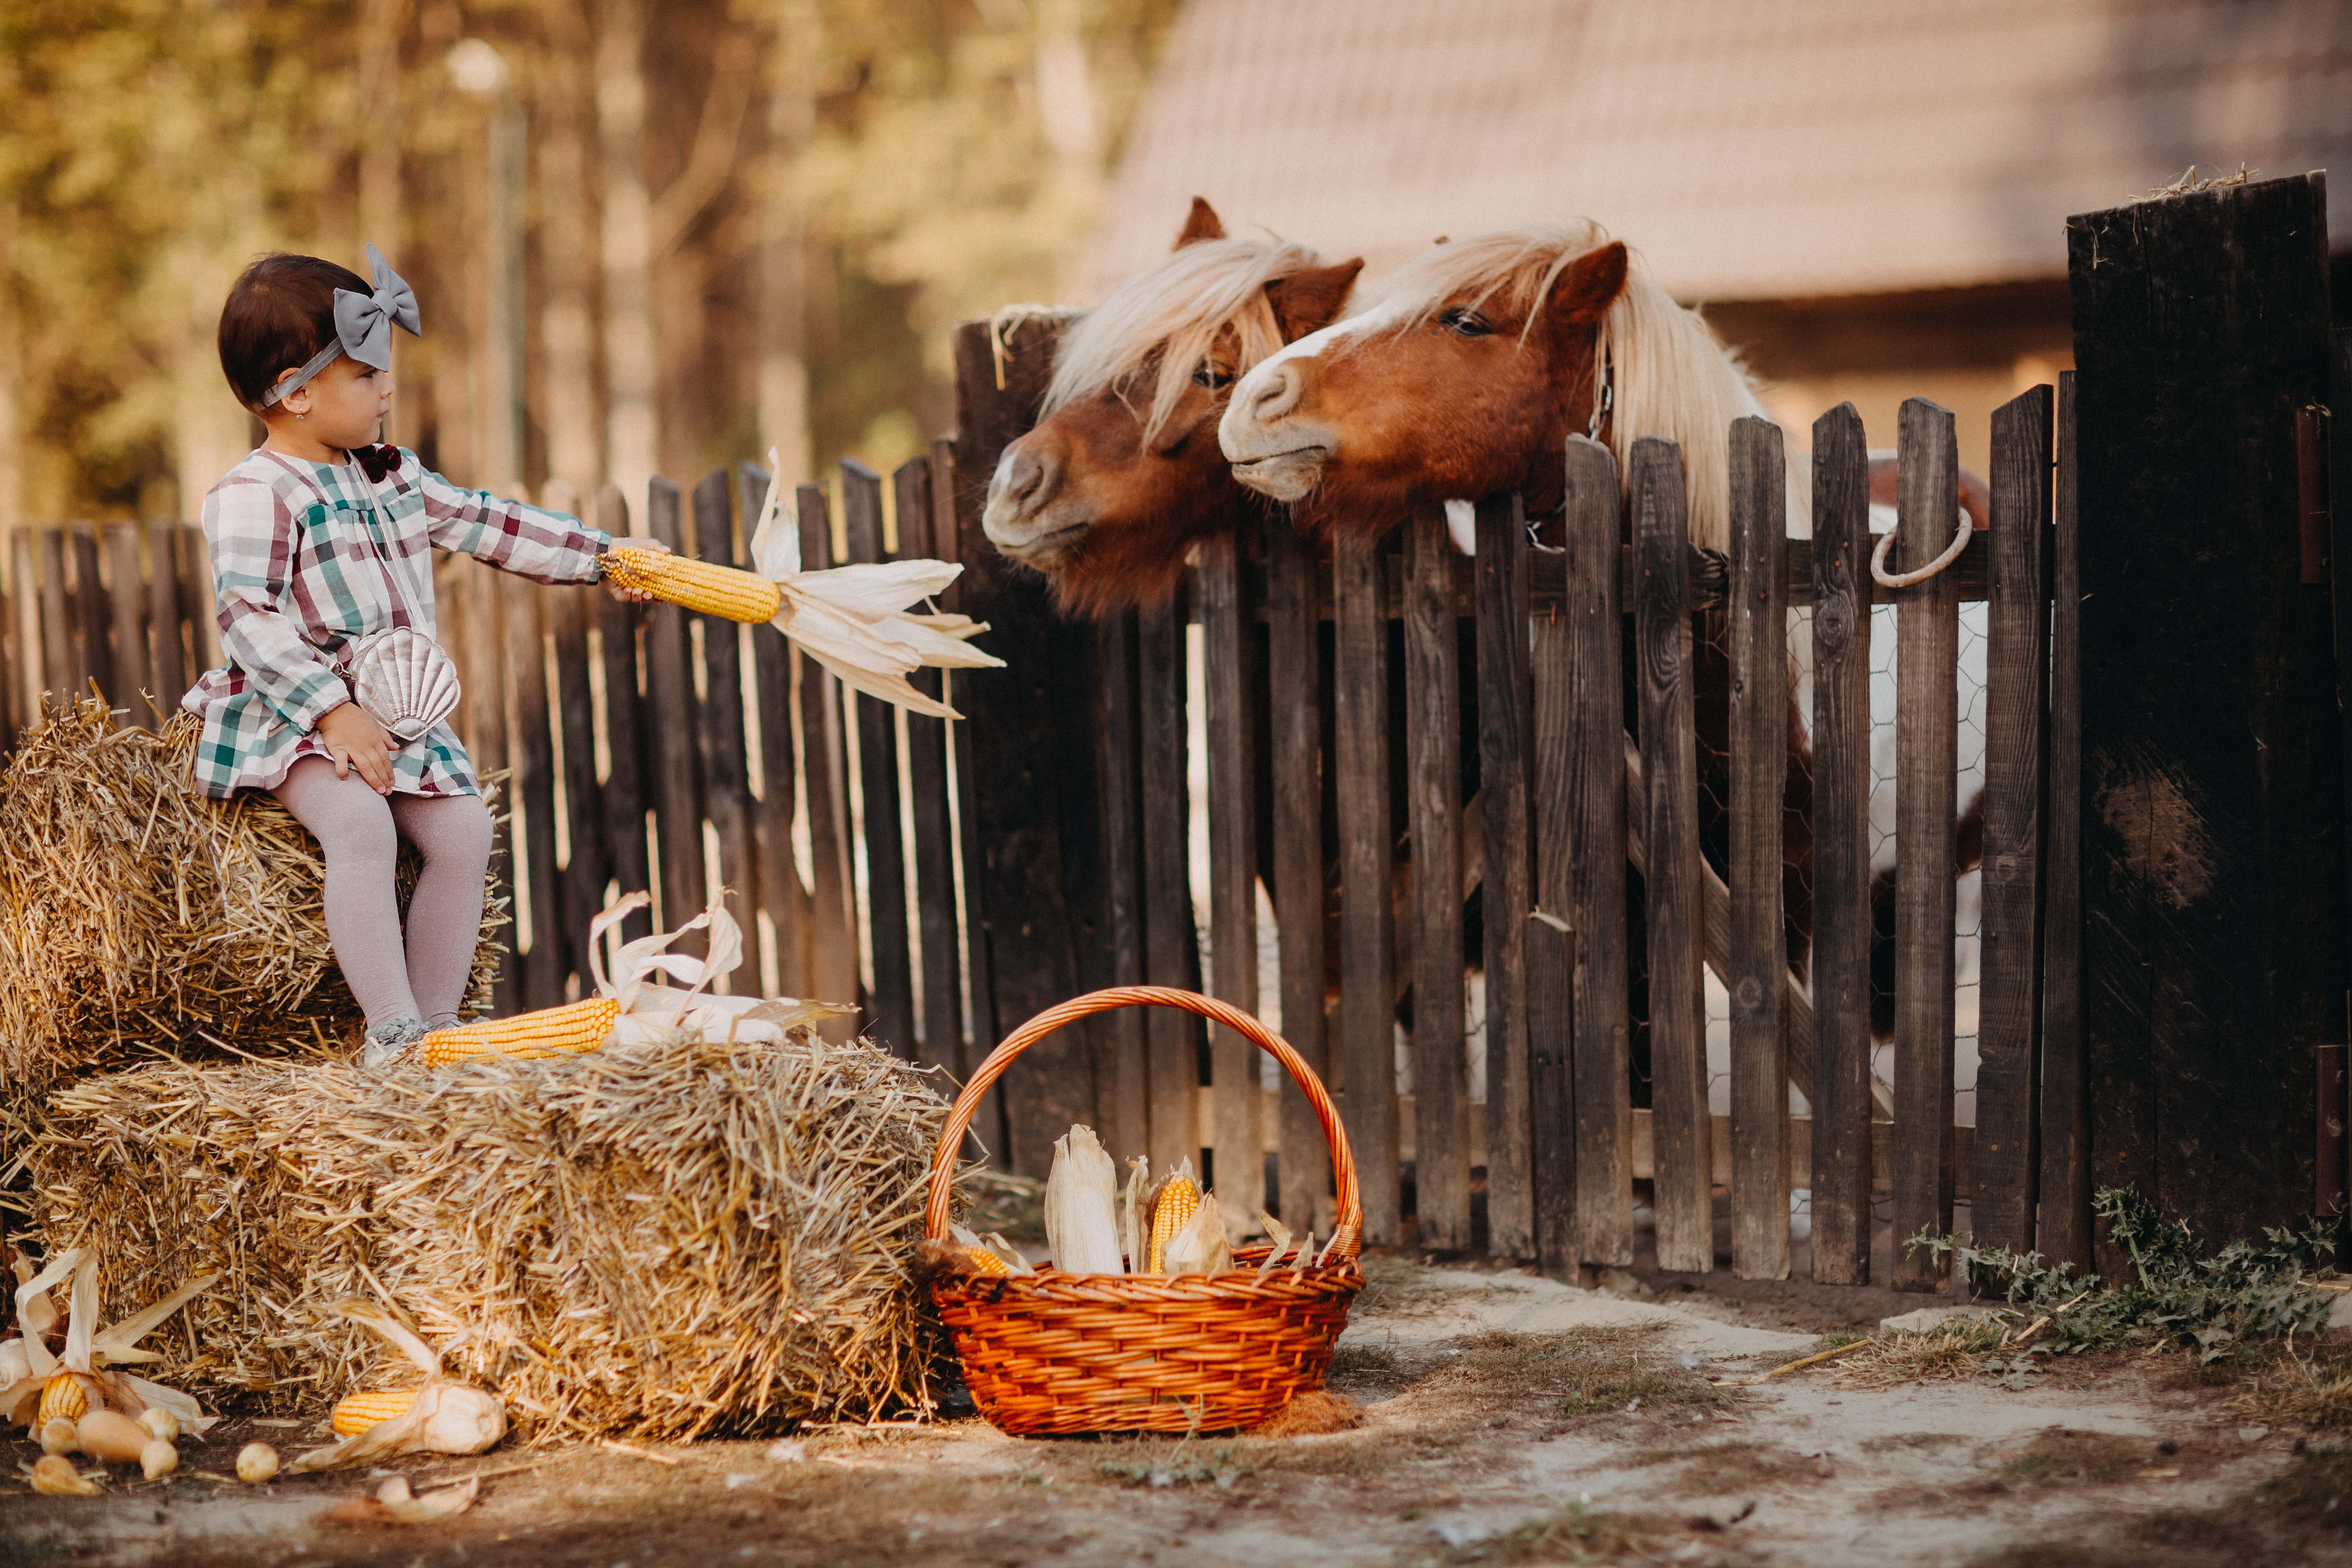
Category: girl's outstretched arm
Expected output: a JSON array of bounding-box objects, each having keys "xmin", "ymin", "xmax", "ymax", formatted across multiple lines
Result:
[
  {"xmin": 410, "ymin": 460, "xmax": 610, "ymax": 585},
  {"xmin": 207, "ymin": 473, "xmax": 353, "ymax": 736}
]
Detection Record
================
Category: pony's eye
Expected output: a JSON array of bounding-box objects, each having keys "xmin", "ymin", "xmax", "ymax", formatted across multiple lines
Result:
[
  {"xmin": 1438, "ymin": 307, "xmax": 1493, "ymax": 339},
  {"xmin": 1192, "ymin": 363, "xmax": 1234, "ymax": 390}
]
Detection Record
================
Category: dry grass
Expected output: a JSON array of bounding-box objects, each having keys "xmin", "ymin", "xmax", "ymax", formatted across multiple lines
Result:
[
  {"xmin": 2223, "ymin": 1345, "xmax": 2352, "ymax": 1432},
  {"xmin": 0, "ymin": 699, "xmax": 502, "ymax": 1142},
  {"xmin": 1450, "ymin": 1325, "xmax": 1734, "ymax": 1421},
  {"xmin": 1997, "ymin": 1428, "xmax": 2145, "ymax": 1487},
  {"xmin": 27, "ymin": 1026, "xmax": 955, "ymax": 1439},
  {"xmin": 1838, "ymin": 1319, "xmax": 2009, "ymax": 1388},
  {"xmin": 1428, "ymin": 1502, "xmax": 1750, "ymax": 1566},
  {"xmin": 1621, "ymin": 1438, "xmax": 1831, "ymax": 1495}
]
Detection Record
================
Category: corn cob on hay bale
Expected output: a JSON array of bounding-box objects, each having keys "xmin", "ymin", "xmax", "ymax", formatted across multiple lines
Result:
[
  {"xmin": 27, "ymin": 1027, "xmax": 958, "ymax": 1441},
  {"xmin": 0, "ymin": 699, "xmax": 505, "ymax": 1140}
]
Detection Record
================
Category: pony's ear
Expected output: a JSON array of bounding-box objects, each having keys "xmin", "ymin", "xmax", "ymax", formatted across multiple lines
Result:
[
  {"xmin": 1545, "ymin": 241, "xmax": 1628, "ymax": 326},
  {"xmin": 1267, "ymin": 259, "xmax": 1364, "ymax": 341},
  {"xmin": 1174, "ymin": 197, "xmax": 1226, "ymax": 248}
]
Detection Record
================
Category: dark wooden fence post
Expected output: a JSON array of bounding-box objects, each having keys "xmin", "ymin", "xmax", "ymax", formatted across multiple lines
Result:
[
  {"xmin": 2069, "ymin": 172, "xmax": 2340, "ymax": 1255},
  {"xmin": 691, "ymin": 468, "xmax": 758, "ymax": 991},
  {"xmin": 900, "ymin": 452, "xmax": 964, "ymax": 1074},
  {"xmin": 1975, "ymin": 384, "xmax": 2054, "ymax": 1254},
  {"xmin": 1559, "ymin": 437, "xmax": 1633, "ymax": 1270},
  {"xmin": 946, "ymin": 312, "xmax": 1105, "ymax": 1175},
  {"xmin": 503, "ymin": 570, "xmax": 561, "ymax": 1008},
  {"xmin": 642, "ymin": 477, "xmax": 706, "ymax": 947},
  {"xmin": 1474, "ymin": 492, "xmax": 1533, "ymax": 1259},
  {"xmin": 1333, "ymin": 532, "xmax": 1400, "ymax": 1244},
  {"xmin": 1267, "ymin": 512, "xmax": 1331, "ymax": 1233},
  {"xmin": 797, "ymin": 479, "xmax": 861, "ymax": 1031},
  {"xmin": 1809, "ymin": 404, "xmax": 1874, "ymax": 1284},
  {"xmin": 146, "ymin": 522, "xmax": 185, "ymax": 719},
  {"xmin": 593, "ymin": 484, "xmax": 655, "ymax": 950},
  {"xmin": 1404, "ymin": 508, "xmax": 1468, "ymax": 1249},
  {"xmin": 841, "ymin": 458, "xmax": 915, "ymax": 1054},
  {"xmin": 1197, "ymin": 531, "xmax": 1260, "ymax": 1207},
  {"xmin": 1890, "ymin": 397, "xmax": 1962, "ymax": 1292},
  {"xmin": 2038, "ymin": 372, "xmax": 2090, "ymax": 1270},
  {"xmin": 1727, "ymin": 416, "xmax": 1790, "ymax": 1281},
  {"xmin": 1633, "ymin": 438, "xmax": 1709, "ymax": 1274}
]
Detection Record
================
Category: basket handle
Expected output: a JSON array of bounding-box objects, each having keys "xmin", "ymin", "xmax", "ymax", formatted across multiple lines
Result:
[{"xmin": 922, "ymin": 986, "xmax": 1361, "ymax": 1262}]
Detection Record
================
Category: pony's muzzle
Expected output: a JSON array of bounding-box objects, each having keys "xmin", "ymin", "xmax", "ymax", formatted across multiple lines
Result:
[
  {"xmin": 982, "ymin": 437, "xmax": 1077, "ymax": 557},
  {"xmin": 1233, "ymin": 361, "xmax": 1303, "ymax": 434}
]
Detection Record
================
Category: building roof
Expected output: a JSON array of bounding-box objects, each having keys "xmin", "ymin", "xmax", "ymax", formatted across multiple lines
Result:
[{"xmin": 1086, "ymin": 0, "xmax": 2352, "ymax": 302}]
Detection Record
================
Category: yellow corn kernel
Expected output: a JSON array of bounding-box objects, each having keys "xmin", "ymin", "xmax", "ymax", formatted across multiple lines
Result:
[
  {"xmin": 421, "ymin": 997, "xmax": 622, "ymax": 1067},
  {"xmin": 964, "ymin": 1247, "xmax": 1011, "ymax": 1276},
  {"xmin": 603, "ymin": 547, "xmax": 784, "ymax": 624},
  {"xmin": 330, "ymin": 1387, "xmax": 421, "ymax": 1437},
  {"xmin": 36, "ymin": 1374, "xmax": 86, "ymax": 1427},
  {"xmin": 1147, "ymin": 1172, "xmax": 1201, "ymax": 1274}
]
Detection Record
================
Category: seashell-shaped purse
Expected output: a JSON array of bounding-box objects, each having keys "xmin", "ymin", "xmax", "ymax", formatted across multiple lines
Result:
[{"xmin": 343, "ymin": 626, "xmax": 461, "ymax": 741}]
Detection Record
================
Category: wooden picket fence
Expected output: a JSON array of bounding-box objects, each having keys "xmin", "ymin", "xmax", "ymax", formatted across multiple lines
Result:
[{"xmin": 0, "ymin": 357, "xmax": 2078, "ymax": 1290}]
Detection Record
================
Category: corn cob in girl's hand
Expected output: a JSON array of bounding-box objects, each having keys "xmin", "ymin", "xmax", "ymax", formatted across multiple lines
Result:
[{"xmin": 598, "ymin": 445, "xmax": 1003, "ymax": 720}]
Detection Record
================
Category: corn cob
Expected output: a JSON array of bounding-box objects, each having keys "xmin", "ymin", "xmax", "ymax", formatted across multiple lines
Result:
[
  {"xmin": 36, "ymin": 1374, "xmax": 87, "ymax": 1427},
  {"xmin": 421, "ymin": 997, "xmax": 621, "ymax": 1067},
  {"xmin": 330, "ymin": 1387, "xmax": 422, "ymax": 1437},
  {"xmin": 1146, "ymin": 1163, "xmax": 1201, "ymax": 1274},
  {"xmin": 602, "ymin": 546, "xmax": 784, "ymax": 624}
]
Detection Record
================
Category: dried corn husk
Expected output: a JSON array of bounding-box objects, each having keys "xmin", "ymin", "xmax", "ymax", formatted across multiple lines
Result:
[
  {"xmin": 289, "ymin": 1302, "xmax": 505, "ymax": 1473},
  {"xmin": 236, "ymin": 1442, "xmax": 280, "ymax": 1483},
  {"xmin": 0, "ymin": 1251, "xmax": 216, "ymax": 1435},
  {"xmin": 588, "ymin": 893, "xmax": 854, "ymax": 1052},
  {"xmin": 739, "ymin": 445, "xmax": 1003, "ymax": 719},
  {"xmin": 1043, "ymin": 1125, "xmax": 1122, "ymax": 1275},
  {"xmin": 1160, "ymin": 1192, "xmax": 1232, "ymax": 1276},
  {"xmin": 0, "ymin": 1340, "xmax": 29, "ymax": 1388},
  {"xmin": 31, "ymin": 1454, "xmax": 99, "ymax": 1495},
  {"xmin": 1256, "ymin": 1215, "xmax": 1294, "ymax": 1278},
  {"xmin": 1120, "ymin": 1157, "xmax": 1149, "ymax": 1275}
]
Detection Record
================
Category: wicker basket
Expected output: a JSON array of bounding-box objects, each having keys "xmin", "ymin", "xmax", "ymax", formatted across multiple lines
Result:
[{"xmin": 924, "ymin": 986, "xmax": 1364, "ymax": 1436}]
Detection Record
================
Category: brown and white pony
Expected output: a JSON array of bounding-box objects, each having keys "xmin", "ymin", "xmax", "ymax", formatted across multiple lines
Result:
[
  {"xmin": 1219, "ymin": 225, "xmax": 1987, "ymax": 1024},
  {"xmin": 980, "ymin": 199, "xmax": 1362, "ymax": 613}
]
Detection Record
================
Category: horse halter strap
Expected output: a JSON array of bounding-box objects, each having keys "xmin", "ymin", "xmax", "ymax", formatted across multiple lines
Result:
[{"xmin": 1585, "ymin": 330, "xmax": 1614, "ymax": 442}]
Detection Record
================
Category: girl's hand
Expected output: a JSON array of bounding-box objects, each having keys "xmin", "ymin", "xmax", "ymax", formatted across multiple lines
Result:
[
  {"xmin": 603, "ymin": 535, "xmax": 669, "ymax": 604},
  {"xmin": 319, "ymin": 702, "xmax": 397, "ymax": 795}
]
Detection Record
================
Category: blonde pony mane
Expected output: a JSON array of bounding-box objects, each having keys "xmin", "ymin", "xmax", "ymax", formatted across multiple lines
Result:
[
  {"xmin": 1045, "ymin": 234, "xmax": 1324, "ymax": 445},
  {"xmin": 1362, "ymin": 224, "xmax": 1782, "ymax": 553}
]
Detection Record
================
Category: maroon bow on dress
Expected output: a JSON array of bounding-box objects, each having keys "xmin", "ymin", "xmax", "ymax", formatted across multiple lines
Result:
[{"xmin": 348, "ymin": 443, "xmax": 402, "ymax": 483}]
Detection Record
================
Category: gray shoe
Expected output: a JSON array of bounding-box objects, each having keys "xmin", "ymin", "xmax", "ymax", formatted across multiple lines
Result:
[{"xmin": 360, "ymin": 1014, "xmax": 430, "ymax": 1069}]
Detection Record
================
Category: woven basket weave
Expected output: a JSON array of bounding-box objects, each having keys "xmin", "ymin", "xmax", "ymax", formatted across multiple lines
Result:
[{"xmin": 924, "ymin": 987, "xmax": 1363, "ymax": 1435}]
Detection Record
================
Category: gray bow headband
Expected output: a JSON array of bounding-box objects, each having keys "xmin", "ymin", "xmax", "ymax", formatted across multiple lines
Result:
[{"xmin": 260, "ymin": 243, "xmax": 421, "ymax": 408}]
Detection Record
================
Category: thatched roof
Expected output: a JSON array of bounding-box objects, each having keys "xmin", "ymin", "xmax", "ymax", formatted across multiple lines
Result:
[{"xmin": 1086, "ymin": 0, "xmax": 2352, "ymax": 301}]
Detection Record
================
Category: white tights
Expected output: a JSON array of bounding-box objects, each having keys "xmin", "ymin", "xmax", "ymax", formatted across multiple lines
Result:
[{"xmin": 271, "ymin": 757, "xmax": 494, "ymax": 1029}]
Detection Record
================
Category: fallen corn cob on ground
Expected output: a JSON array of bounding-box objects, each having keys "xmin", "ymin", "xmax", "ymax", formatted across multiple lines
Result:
[
  {"xmin": 420, "ymin": 997, "xmax": 621, "ymax": 1066},
  {"xmin": 35, "ymin": 1374, "xmax": 86, "ymax": 1427},
  {"xmin": 330, "ymin": 1387, "xmax": 422, "ymax": 1437},
  {"xmin": 601, "ymin": 547, "xmax": 784, "ymax": 624}
]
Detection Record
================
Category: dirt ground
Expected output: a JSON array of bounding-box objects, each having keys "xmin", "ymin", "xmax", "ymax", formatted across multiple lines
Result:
[{"xmin": 9, "ymin": 1251, "xmax": 2351, "ymax": 1568}]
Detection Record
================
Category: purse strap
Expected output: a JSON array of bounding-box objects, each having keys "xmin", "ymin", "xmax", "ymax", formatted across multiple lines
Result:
[{"xmin": 346, "ymin": 456, "xmax": 433, "ymax": 637}]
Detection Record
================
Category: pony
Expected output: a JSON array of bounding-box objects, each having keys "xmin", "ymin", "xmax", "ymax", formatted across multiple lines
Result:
[
  {"xmin": 1218, "ymin": 224, "xmax": 1990, "ymax": 1036},
  {"xmin": 980, "ymin": 198, "xmax": 1363, "ymax": 614}
]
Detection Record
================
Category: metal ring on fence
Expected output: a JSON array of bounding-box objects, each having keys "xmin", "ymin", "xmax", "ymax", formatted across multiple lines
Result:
[{"xmin": 1869, "ymin": 509, "xmax": 1974, "ymax": 589}]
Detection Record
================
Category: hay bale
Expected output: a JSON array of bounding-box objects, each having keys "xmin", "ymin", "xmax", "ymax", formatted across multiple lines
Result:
[
  {"xmin": 0, "ymin": 698, "xmax": 505, "ymax": 1131},
  {"xmin": 28, "ymin": 1028, "xmax": 954, "ymax": 1440}
]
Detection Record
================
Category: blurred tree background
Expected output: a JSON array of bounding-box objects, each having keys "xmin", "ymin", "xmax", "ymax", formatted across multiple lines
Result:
[{"xmin": 0, "ymin": 0, "xmax": 1179, "ymax": 526}]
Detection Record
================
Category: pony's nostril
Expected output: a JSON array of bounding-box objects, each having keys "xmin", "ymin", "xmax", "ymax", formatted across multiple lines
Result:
[
  {"xmin": 999, "ymin": 445, "xmax": 1059, "ymax": 515},
  {"xmin": 1250, "ymin": 364, "xmax": 1301, "ymax": 425}
]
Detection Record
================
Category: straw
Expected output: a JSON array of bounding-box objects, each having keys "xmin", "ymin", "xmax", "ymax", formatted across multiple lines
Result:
[{"xmin": 26, "ymin": 1026, "xmax": 957, "ymax": 1442}]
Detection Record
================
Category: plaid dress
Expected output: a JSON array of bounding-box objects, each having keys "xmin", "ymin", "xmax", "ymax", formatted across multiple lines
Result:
[{"xmin": 184, "ymin": 447, "xmax": 610, "ymax": 800}]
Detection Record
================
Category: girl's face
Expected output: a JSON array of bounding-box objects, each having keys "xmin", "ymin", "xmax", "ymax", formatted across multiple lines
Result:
[{"xmin": 267, "ymin": 354, "xmax": 394, "ymax": 452}]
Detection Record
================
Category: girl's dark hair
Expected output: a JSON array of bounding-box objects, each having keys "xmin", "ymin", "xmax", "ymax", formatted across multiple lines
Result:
[{"xmin": 217, "ymin": 253, "xmax": 371, "ymax": 411}]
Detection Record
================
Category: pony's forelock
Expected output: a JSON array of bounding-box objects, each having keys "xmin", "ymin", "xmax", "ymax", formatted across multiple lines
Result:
[
  {"xmin": 1357, "ymin": 225, "xmax": 1779, "ymax": 552},
  {"xmin": 1045, "ymin": 236, "xmax": 1323, "ymax": 445}
]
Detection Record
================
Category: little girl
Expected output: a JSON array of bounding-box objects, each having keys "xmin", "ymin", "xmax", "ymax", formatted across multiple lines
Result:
[{"xmin": 188, "ymin": 245, "xmax": 660, "ymax": 1065}]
